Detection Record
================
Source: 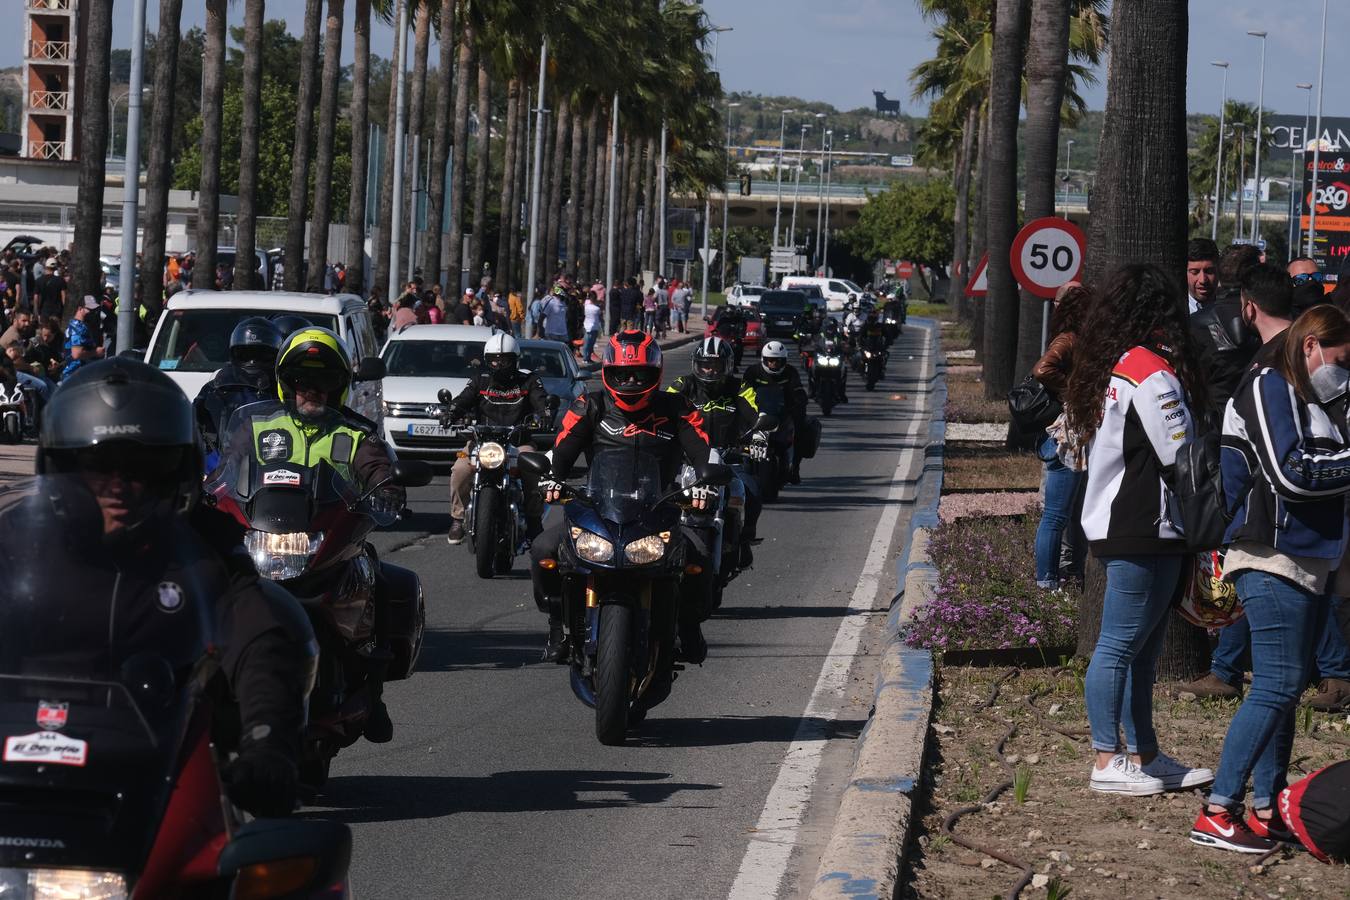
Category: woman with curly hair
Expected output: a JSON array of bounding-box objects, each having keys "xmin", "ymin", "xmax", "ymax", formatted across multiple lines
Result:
[{"xmin": 1066, "ymin": 263, "xmax": 1213, "ymax": 796}]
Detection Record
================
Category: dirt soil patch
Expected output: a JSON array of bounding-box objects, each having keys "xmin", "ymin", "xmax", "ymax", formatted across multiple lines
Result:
[
  {"xmin": 946, "ymin": 373, "xmax": 1011, "ymax": 425},
  {"xmin": 941, "ymin": 322, "xmax": 973, "ymax": 354},
  {"xmin": 943, "ymin": 442, "xmax": 1041, "ymax": 492},
  {"xmin": 905, "ymin": 665, "xmax": 1350, "ymax": 899}
]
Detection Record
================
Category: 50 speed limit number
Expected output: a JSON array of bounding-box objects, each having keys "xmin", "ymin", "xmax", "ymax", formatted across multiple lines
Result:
[{"xmin": 1009, "ymin": 217, "xmax": 1086, "ymax": 299}]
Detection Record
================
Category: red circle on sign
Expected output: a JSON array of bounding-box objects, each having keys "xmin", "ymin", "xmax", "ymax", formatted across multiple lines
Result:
[
  {"xmin": 897, "ymin": 261, "xmax": 914, "ymax": 279},
  {"xmin": 1009, "ymin": 217, "xmax": 1086, "ymax": 299}
]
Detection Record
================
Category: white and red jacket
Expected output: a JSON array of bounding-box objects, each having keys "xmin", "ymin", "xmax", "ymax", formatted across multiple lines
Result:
[{"xmin": 1081, "ymin": 345, "xmax": 1193, "ymax": 556}]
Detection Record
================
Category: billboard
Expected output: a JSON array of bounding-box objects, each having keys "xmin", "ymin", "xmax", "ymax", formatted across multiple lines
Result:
[
  {"xmin": 1268, "ymin": 115, "xmax": 1350, "ymax": 153},
  {"xmin": 665, "ymin": 208, "xmax": 697, "ymax": 262},
  {"xmin": 1299, "ymin": 151, "xmax": 1350, "ymax": 278}
]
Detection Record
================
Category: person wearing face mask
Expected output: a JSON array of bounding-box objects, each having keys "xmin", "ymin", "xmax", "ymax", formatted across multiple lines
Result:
[{"xmin": 1190, "ymin": 305, "xmax": 1350, "ymax": 853}]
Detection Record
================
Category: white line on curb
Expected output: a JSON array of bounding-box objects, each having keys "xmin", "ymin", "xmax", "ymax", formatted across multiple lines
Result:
[{"xmin": 726, "ymin": 323, "xmax": 934, "ymax": 900}]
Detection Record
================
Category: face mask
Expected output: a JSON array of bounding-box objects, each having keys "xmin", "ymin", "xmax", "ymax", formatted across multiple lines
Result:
[{"xmin": 1310, "ymin": 343, "xmax": 1350, "ymax": 403}]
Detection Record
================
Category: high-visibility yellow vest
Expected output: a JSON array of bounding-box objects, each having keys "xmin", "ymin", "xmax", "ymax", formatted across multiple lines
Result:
[{"xmin": 249, "ymin": 410, "xmax": 366, "ymax": 486}]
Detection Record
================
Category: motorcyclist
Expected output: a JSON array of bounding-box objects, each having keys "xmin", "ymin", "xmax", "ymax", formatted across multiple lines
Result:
[
  {"xmin": 9, "ymin": 357, "xmax": 316, "ymax": 817},
  {"xmin": 530, "ymin": 330, "xmax": 716, "ymax": 664},
  {"xmin": 234, "ymin": 326, "xmax": 403, "ymax": 742},
  {"xmin": 860, "ymin": 309, "xmax": 888, "ymax": 376},
  {"xmin": 271, "ymin": 313, "xmax": 313, "ymax": 341},
  {"xmin": 743, "ymin": 340, "xmax": 810, "ymax": 483},
  {"xmin": 194, "ymin": 317, "xmax": 284, "ymax": 456},
  {"xmin": 442, "ymin": 330, "xmax": 549, "ymax": 545},
  {"xmin": 843, "ymin": 296, "xmax": 864, "ymax": 334},
  {"xmin": 666, "ymin": 336, "xmax": 765, "ymax": 567},
  {"xmin": 713, "ymin": 305, "xmax": 750, "ymax": 369},
  {"xmin": 814, "ymin": 319, "xmax": 849, "ymax": 404}
]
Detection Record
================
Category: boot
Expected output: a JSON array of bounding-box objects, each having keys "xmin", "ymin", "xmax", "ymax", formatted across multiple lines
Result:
[
  {"xmin": 446, "ymin": 519, "xmax": 466, "ymax": 545},
  {"xmin": 363, "ymin": 662, "xmax": 394, "ymax": 743},
  {"xmin": 1179, "ymin": 671, "xmax": 1242, "ymax": 700},
  {"xmin": 676, "ymin": 621, "xmax": 707, "ymax": 665},
  {"xmin": 1309, "ymin": 677, "xmax": 1350, "ymax": 712},
  {"xmin": 789, "ymin": 462, "xmax": 802, "ymax": 485},
  {"xmin": 542, "ymin": 613, "xmax": 568, "ymax": 664},
  {"xmin": 739, "ymin": 542, "xmax": 754, "ymax": 570}
]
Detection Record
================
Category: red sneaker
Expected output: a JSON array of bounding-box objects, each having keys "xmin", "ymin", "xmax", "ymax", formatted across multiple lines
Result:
[
  {"xmin": 1190, "ymin": 806, "xmax": 1277, "ymax": 854},
  {"xmin": 1247, "ymin": 808, "xmax": 1296, "ymax": 843}
]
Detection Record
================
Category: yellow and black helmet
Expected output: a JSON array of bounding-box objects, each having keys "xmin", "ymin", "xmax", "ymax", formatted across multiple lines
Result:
[{"xmin": 275, "ymin": 326, "xmax": 353, "ymax": 408}]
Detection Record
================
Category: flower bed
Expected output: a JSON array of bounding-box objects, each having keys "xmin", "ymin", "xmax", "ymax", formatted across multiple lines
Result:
[{"xmin": 905, "ymin": 512, "xmax": 1078, "ymax": 654}]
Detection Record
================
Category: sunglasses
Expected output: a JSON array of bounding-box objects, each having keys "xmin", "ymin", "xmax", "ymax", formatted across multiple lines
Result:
[{"xmin": 1292, "ymin": 272, "xmax": 1325, "ymax": 286}]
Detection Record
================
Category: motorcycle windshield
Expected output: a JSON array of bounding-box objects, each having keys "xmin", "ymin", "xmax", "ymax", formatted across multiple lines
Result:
[{"xmin": 586, "ymin": 449, "xmax": 663, "ymax": 524}]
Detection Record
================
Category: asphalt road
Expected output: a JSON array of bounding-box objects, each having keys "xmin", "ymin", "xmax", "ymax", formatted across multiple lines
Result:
[{"xmin": 319, "ymin": 325, "xmax": 937, "ymax": 899}]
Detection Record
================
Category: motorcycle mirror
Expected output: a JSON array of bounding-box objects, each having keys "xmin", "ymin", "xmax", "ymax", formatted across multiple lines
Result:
[
  {"xmin": 354, "ymin": 356, "xmax": 386, "ymax": 382},
  {"xmin": 518, "ymin": 450, "xmax": 552, "ymax": 477},
  {"xmin": 392, "ymin": 460, "xmax": 434, "ymax": 488},
  {"xmin": 696, "ymin": 461, "xmax": 734, "ymax": 487},
  {"xmin": 437, "ymin": 388, "xmax": 454, "ymax": 405},
  {"xmin": 217, "ymin": 819, "xmax": 351, "ymax": 896}
]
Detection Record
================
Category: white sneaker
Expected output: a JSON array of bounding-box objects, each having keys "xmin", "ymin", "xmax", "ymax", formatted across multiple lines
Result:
[
  {"xmin": 1141, "ymin": 751, "xmax": 1213, "ymax": 790},
  {"xmin": 1090, "ymin": 754, "xmax": 1165, "ymax": 795}
]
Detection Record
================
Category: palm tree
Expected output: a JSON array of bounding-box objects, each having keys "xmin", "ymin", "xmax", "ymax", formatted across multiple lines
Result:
[
  {"xmin": 372, "ymin": 6, "xmax": 402, "ymax": 301},
  {"xmin": 493, "ymin": 78, "xmax": 521, "ymax": 291},
  {"xmin": 543, "ymin": 92, "xmax": 570, "ymax": 277},
  {"xmin": 306, "ymin": 0, "xmax": 345, "ymax": 292},
  {"xmin": 622, "ymin": 136, "xmax": 642, "ymax": 276},
  {"xmin": 566, "ymin": 102, "xmax": 586, "ymax": 278},
  {"xmin": 1188, "ymin": 101, "xmax": 1268, "ymax": 239},
  {"xmin": 344, "ymin": 0, "xmax": 373, "ymax": 297},
  {"xmin": 194, "ymin": 0, "xmax": 227, "ymax": 290},
  {"xmin": 71, "ymin": 0, "xmax": 115, "ymax": 314},
  {"xmin": 467, "ymin": 60, "xmax": 492, "ymax": 278},
  {"xmin": 233, "ymin": 0, "xmax": 265, "ymax": 291},
  {"xmin": 422, "ymin": 0, "xmax": 456, "ymax": 290},
  {"xmin": 980, "ymin": 0, "xmax": 1028, "ymax": 400},
  {"xmin": 141, "ymin": 0, "xmax": 184, "ymax": 314},
  {"xmin": 577, "ymin": 101, "xmax": 599, "ymax": 279},
  {"xmin": 400, "ymin": 0, "xmax": 432, "ymax": 279},
  {"xmin": 282, "ymin": 0, "xmax": 322, "ymax": 290},
  {"xmin": 641, "ymin": 134, "xmax": 657, "ymax": 273},
  {"xmin": 445, "ymin": 17, "xmax": 475, "ymax": 295}
]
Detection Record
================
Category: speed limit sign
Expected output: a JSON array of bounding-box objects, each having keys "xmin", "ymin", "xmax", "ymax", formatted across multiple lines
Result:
[{"xmin": 1009, "ymin": 217, "xmax": 1086, "ymax": 299}]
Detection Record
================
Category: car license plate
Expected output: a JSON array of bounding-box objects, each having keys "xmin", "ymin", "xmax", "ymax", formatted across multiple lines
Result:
[
  {"xmin": 776, "ymin": 319, "xmax": 793, "ymax": 326},
  {"xmin": 408, "ymin": 423, "xmax": 456, "ymax": 437}
]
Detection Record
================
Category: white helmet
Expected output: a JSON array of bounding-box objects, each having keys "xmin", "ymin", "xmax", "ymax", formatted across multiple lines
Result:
[
  {"xmin": 483, "ymin": 330, "xmax": 520, "ymax": 376},
  {"xmin": 761, "ymin": 340, "xmax": 789, "ymax": 374}
]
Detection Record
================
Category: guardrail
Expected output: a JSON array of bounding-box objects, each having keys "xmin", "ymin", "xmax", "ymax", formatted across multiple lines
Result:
[
  {"xmin": 27, "ymin": 40, "xmax": 71, "ymax": 61},
  {"xmin": 28, "ymin": 90, "xmax": 70, "ymax": 111}
]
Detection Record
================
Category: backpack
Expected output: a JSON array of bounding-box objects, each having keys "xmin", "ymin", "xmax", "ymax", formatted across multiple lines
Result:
[{"xmin": 1172, "ymin": 430, "xmax": 1247, "ymax": 553}]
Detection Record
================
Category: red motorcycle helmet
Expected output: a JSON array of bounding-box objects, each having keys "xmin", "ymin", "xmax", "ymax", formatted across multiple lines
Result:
[{"xmin": 601, "ymin": 330, "xmax": 663, "ymax": 411}]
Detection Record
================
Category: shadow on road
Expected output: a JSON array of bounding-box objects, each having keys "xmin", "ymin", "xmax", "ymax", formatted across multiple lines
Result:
[
  {"xmin": 310, "ymin": 769, "xmax": 720, "ymax": 824},
  {"xmin": 629, "ymin": 714, "xmax": 864, "ymax": 749},
  {"xmin": 416, "ymin": 627, "xmax": 544, "ymax": 671}
]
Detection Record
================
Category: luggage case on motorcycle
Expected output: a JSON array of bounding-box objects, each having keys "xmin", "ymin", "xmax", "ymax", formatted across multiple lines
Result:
[{"xmin": 797, "ymin": 416, "xmax": 822, "ymax": 459}]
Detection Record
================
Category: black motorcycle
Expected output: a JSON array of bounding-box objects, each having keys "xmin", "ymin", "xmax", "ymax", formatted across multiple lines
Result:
[
  {"xmin": 863, "ymin": 345, "xmax": 887, "ymax": 391},
  {"xmin": 520, "ymin": 448, "xmax": 731, "ymax": 745},
  {"xmin": 813, "ymin": 339, "xmax": 847, "ymax": 416}
]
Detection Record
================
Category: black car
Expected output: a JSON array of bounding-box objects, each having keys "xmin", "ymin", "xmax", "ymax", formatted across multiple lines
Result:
[{"xmin": 758, "ymin": 290, "xmax": 809, "ymax": 339}]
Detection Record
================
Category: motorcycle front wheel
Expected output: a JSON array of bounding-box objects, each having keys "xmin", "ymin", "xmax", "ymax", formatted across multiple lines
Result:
[
  {"xmin": 594, "ymin": 603, "xmax": 633, "ymax": 745},
  {"xmin": 474, "ymin": 486, "xmax": 502, "ymax": 579},
  {"xmin": 1, "ymin": 414, "xmax": 18, "ymax": 444}
]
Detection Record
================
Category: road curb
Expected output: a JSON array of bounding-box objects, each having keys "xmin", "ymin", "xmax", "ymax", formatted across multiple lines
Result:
[{"xmin": 809, "ymin": 318, "xmax": 946, "ymax": 900}]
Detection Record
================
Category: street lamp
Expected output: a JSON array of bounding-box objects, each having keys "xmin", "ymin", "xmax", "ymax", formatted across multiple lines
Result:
[
  {"xmin": 1210, "ymin": 61, "xmax": 1230, "ymax": 241},
  {"xmin": 1308, "ymin": 0, "xmax": 1329, "ymax": 257},
  {"xmin": 772, "ymin": 108, "xmax": 795, "ymax": 249},
  {"xmin": 822, "ymin": 129, "xmax": 834, "ymax": 276},
  {"xmin": 1248, "ymin": 30, "xmax": 1267, "ymax": 243},
  {"xmin": 788, "ymin": 121, "xmax": 812, "ymax": 260},
  {"xmin": 814, "ymin": 115, "xmax": 827, "ymax": 266},
  {"xmin": 1292, "ymin": 82, "xmax": 1313, "ymax": 254},
  {"xmin": 720, "ymin": 100, "xmax": 740, "ymax": 298}
]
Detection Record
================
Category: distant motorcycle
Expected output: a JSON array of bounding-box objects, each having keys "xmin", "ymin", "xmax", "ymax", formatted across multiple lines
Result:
[{"xmin": 813, "ymin": 340, "xmax": 846, "ymax": 416}]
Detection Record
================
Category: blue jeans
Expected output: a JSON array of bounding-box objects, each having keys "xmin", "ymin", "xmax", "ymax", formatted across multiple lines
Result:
[
  {"xmin": 1211, "ymin": 594, "xmax": 1350, "ymax": 683},
  {"xmin": 1035, "ymin": 434, "xmax": 1084, "ymax": 587},
  {"xmin": 1210, "ymin": 616, "xmax": 1251, "ymax": 686},
  {"xmin": 581, "ymin": 328, "xmax": 599, "ymax": 362},
  {"xmin": 1086, "ymin": 555, "xmax": 1185, "ymax": 755},
  {"xmin": 1315, "ymin": 596, "xmax": 1350, "ymax": 680},
  {"xmin": 1210, "ymin": 571, "xmax": 1326, "ymax": 809}
]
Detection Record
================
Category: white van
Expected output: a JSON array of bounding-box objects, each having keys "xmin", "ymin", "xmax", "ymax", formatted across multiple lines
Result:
[
  {"xmin": 779, "ymin": 276, "xmax": 867, "ymax": 311},
  {"xmin": 144, "ymin": 290, "xmax": 385, "ymax": 422}
]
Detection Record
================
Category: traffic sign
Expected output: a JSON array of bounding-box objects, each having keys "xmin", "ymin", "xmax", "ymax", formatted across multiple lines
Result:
[
  {"xmin": 897, "ymin": 260, "xmax": 914, "ymax": 279},
  {"xmin": 1009, "ymin": 217, "xmax": 1086, "ymax": 299},
  {"xmin": 964, "ymin": 252, "xmax": 989, "ymax": 297},
  {"xmin": 697, "ymin": 248, "xmax": 718, "ymax": 267}
]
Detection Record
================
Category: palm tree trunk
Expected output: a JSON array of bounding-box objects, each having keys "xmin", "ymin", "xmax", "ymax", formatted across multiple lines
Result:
[
  {"xmin": 623, "ymin": 136, "xmax": 642, "ymax": 277},
  {"xmin": 510, "ymin": 88, "xmax": 529, "ymax": 291},
  {"xmin": 950, "ymin": 104, "xmax": 977, "ymax": 320},
  {"xmin": 344, "ymin": 0, "xmax": 371, "ymax": 296},
  {"xmin": 372, "ymin": 12, "xmax": 402, "ymax": 303},
  {"xmin": 494, "ymin": 78, "xmax": 521, "ymax": 292},
  {"xmin": 614, "ymin": 139, "xmax": 630, "ymax": 279},
  {"xmin": 306, "ymin": 0, "xmax": 345, "ymax": 292},
  {"xmin": 543, "ymin": 93, "xmax": 570, "ymax": 279},
  {"xmin": 445, "ymin": 19, "xmax": 474, "ymax": 296},
  {"xmin": 281, "ymin": 0, "xmax": 323, "ymax": 291},
  {"xmin": 642, "ymin": 134, "xmax": 658, "ymax": 274},
  {"xmin": 422, "ymin": 0, "xmax": 455, "ymax": 291},
  {"xmin": 467, "ymin": 59, "xmax": 491, "ymax": 280},
  {"xmin": 401, "ymin": 0, "xmax": 431, "ymax": 279},
  {"xmin": 578, "ymin": 100, "xmax": 599, "ymax": 280},
  {"xmin": 70, "ymin": 0, "xmax": 114, "ymax": 315},
  {"xmin": 232, "ymin": 0, "xmax": 265, "ymax": 291},
  {"xmin": 971, "ymin": 100, "xmax": 990, "ymax": 345},
  {"xmin": 1014, "ymin": 0, "xmax": 1070, "ymax": 379},
  {"xmin": 566, "ymin": 103, "xmax": 586, "ymax": 279},
  {"xmin": 981, "ymin": 0, "xmax": 1028, "ymax": 400},
  {"xmin": 193, "ymin": 0, "xmax": 227, "ymax": 290},
  {"xmin": 589, "ymin": 106, "xmax": 609, "ymax": 286},
  {"xmin": 140, "ymin": 0, "xmax": 182, "ymax": 314}
]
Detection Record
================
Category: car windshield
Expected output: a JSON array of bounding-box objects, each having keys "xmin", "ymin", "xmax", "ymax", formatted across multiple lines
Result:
[
  {"xmin": 520, "ymin": 346, "xmax": 569, "ymax": 378},
  {"xmin": 759, "ymin": 291, "xmax": 806, "ymax": 314},
  {"xmin": 383, "ymin": 339, "xmax": 483, "ymax": 377},
  {"xmin": 148, "ymin": 309, "xmax": 339, "ymax": 373}
]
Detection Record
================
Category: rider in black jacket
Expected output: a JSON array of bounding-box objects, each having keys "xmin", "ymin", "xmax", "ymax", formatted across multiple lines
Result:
[
  {"xmin": 530, "ymin": 330, "xmax": 716, "ymax": 662},
  {"xmin": 743, "ymin": 340, "xmax": 811, "ymax": 483},
  {"xmin": 443, "ymin": 331, "xmax": 550, "ymax": 545},
  {"xmin": 14, "ymin": 358, "xmax": 316, "ymax": 818},
  {"xmin": 194, "ymin": 317, "xmax": 283, "ymax": 455}
]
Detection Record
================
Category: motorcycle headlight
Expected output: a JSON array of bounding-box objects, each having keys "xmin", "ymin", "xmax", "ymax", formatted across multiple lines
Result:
[
  {"xmin": 0, "ymin": 868, "xmax": 128, "ymax": 899},
  {"xmin": 821, "ymin": 356, "xmax": 840, "ymax": 367},
  {"xmin": 245, "ymin": 530, "xmax": 323, "ymax": 580},
  {"xmin": 476, "ymin": 441, "xmax": 506, "ymax": 469},
  {"xmin": 624, "ymin": 533, "xmax": 669, "ymax": 565},
  {"xmin": 569, "ymin": 526, "xmax": 614, "ymax": 563}
]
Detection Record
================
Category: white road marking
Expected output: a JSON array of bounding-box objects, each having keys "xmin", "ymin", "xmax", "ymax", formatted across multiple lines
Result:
[{"xmin": 726, "ymin": 323, "xmax": 935, "ymax": 900}]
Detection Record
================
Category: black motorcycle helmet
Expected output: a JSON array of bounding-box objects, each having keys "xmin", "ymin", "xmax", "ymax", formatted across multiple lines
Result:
[
  {"xmin": 271, "ymin": 314, "xmax": 312, "ymax": 342},
  {"xmin": 229, "ymin": 316, "xmax": 283, "ymax": 390},
  {"xmin": 37, "ymin": 357, "xmax": 201, "ymax": 542},
  {"xmin": 692, "ymin": 336, "xmax": 733, "ymax": 387}
]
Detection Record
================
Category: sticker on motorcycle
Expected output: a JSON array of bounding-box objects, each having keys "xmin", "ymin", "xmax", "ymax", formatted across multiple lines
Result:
[
  {"xmin": 258, "ymin": 430, "xmax": 292, "ymax": 462},
  {"xmin": 35, "ymin": 701, "xmax": 67, "ymax": 731},
  {"xmin": 263, "ymin": 468, "xmax": 302, "ymax": 486},
  {"xmin": 4, "ymin": 732, "xmax": 88, "ymax": 767}
]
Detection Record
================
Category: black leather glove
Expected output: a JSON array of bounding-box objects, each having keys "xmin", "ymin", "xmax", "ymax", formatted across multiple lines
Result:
[{"xmin": 224, "ymin": 742, "xmax": 299, "ymax": 817}]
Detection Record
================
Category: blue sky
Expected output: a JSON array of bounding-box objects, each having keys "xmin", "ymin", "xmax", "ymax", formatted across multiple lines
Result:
[{"xmin": 4, "ymin": 0, "xmax": 1342, "ymax": 120}]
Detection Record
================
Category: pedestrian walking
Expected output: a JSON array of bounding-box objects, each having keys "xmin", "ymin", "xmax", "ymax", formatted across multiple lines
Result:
[{"xmin": 581, "ymin": 290, "xmax": 602, "ymax": 363}]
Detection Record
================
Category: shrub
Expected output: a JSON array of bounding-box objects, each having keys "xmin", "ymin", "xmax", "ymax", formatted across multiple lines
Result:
[{"xmin": 904, "ymin": 512, "xmax": 1078, "ymax": 653}]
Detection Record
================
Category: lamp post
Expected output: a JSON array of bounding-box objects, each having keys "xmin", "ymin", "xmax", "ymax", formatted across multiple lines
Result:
[
  {"xmin": 772, "ymin": 108, "xmax": 794, "ymax": 249},
  {"xmin": 719, "ymin": 100, "xmax": 740, "ymax": 302},
  {"xmin": 822, "ymin": 129, "xmax": 834, "ymax": 276},
  {"xmin": 524, "ymin": 38, "xmax": 550, "ymax": 307},
  {"xmin": 1292, "ymin": 82, "xmax": 1313, "ymax": 254},
  {"xmin": 1308, "ymin": 0, "xmax": 1329, "ymax": 258},
  {"xmin": 1060, "ymin": 138, "xmax": 1075, "ymax": 216},
  {"xmin": 115, "ymin": 0, "xmax": 147, "ymax": 355},
  {"xmin": 814, "ymin": 119, "xmax": 827, "ymax": 267},
  {"xmin": 386, "ymin": 0, "xmax": 410, "ymax": 305},
  {"xmin": 787, "ymin": 121, "xmax": 812, "ymax": 262},
  {"xmin": 1248, "ymin": 30, "xmax": 1267, "ymax": 243},
  {"xmin": 1210, "ymin": 60, "xmax": 1230, "ymax": 241}
]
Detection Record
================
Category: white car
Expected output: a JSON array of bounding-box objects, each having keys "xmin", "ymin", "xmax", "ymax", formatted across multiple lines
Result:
[
  {"xmin": 144, "ymin": 290, "xmax": 386, "ymax": 422},
  {"xmin": 380, "ymin": 324, "xmax": 495, "ymax": 459},
  {"xmin": 726, "ymin": 283, "xmax": 767, "ymax": 308},
  {"xmin": 779, "ymin": 276, "xmax": 867, "ymax": 311}
]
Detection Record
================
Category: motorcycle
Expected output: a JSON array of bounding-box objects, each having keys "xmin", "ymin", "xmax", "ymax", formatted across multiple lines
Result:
[
  {"xmin": 0, "ymin": 382, "xmax": 25, "ymax": 443},
  {"xmin": 880, "ymin": 303, "xmax": 903, "ymax": 344},
  {"xmin": 813, "ymin": 340, "xmax": 847, "ymax": 417},
  {"xmin": 519, "ymin": 448, "xmax": 731, "ymax": 745},
  {"xmin": 207, "ymin": 400, "xmax": 433, "ymax": 792},
  {"xmin": 0, "ymin": 476, "xmax": 354, "ymax": 898},
  {"xmin": 863, "ymin": 346, "xmax": 887, "ymax": 391}
]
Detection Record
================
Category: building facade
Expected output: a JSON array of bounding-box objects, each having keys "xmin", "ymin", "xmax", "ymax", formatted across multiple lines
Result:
[{"xmin": 22, "ymin": 0, "xmax": 81, "ymax": 161}]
